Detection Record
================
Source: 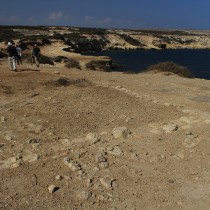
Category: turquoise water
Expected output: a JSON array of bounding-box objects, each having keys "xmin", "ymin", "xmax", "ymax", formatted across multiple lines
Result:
[{"xmin": 83, "ymin": 49, "xmax": 210, "ymax": 80}]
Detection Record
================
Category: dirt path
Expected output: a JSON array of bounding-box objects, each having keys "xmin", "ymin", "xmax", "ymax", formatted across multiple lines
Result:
[{"xmin": 1, "ymin": 60, "xmax": 210, "ymax": 210}]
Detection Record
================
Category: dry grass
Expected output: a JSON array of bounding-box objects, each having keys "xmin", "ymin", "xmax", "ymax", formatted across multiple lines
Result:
[{"xmin": 145, "ymin": 61, "xmax": 193, "ymax": 78}]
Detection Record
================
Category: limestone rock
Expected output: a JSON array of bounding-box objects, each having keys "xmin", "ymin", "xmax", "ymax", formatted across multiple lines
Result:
[
  {"xmin": 1, "ymin": 116, "xmax": 6, "ymax": 123},
  {"xmin": 55, "ymin": 175, "xmax": 62, "ymax": 180},
  {"xmin": 96, "ymin": 153, "xmax": 107, "ymax": 163},
  {"xmin": 108, "ymin": 145, "xmax": 123, "ymax": 156},
  {"xmin": 112, "ymin": 127, "xmax": 130, "ymax": 139},
  {"xmin": 98, "ymin": 161, "xmax": 109, "ymax": 169},
  {"xmin": 100, "ymin": 178, "xmax": 112, "ymax": 189},
  {"xmin": 163, "ymin": 123, "xmax": 178, "ymax": 133},
  {"xmin": 63, "ymin": 157, "xmax": 81, "ymax": 171},
  {"xmin": 48, "ymin": 185, "xmax": 59, "ymax": 194},
  {"xmin": 77, "ymin": 191, "xmax": 92, "ymax": 201},
  {"xmin": 85, "ymin": 133, "xmax": 100, "ymax": 144}
]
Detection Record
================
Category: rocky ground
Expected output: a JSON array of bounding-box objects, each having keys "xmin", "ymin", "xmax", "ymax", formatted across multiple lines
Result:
[{"xmin": 1, "ymin": 55, "xmax": 210, "ymax": 210}]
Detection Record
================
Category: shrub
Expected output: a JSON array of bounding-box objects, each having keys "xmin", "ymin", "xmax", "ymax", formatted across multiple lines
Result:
[
  {"xmin": 55, "ymin": 77, "xmax": 70, "ymax": 86},
  {"xmin": 0, "ymin": 51, "xmax": 7, "ymax": 58},
  {"xmin": 53, "ymin": 56, "xmax": 68, "ymax": 63},
  {"xmin": 21, "ymin": 35, "xmax": 45, "ymax": 41},
  {"xmin": 44, "ymin": 77, "xmax": 88, "ymax": 88},
  {"xmin": 63, "ymin": 33, "xmax": 109, "ymax": 52},
  {"xmin": 86, "ymin": 60, "xmax": 111, "ymax": 72},
  {"xmin": 22, "ymin": 53, "xmax": 31, "ymax": 59},
  {"xmin": 65, "ymin": 59, "xmax": 81, "ymax": 69},
  {"xmin": 17, "ymin": 40, "xmax": 28, "ymax": 50},
  {"xmin": 39, "ymin": 55, "xmax": 54, "ymax": 65},
  {"xmin": 0, "ymin": 29, "xmax": 22, "ymax": 42},
  {"xmin": 41, "ymin": 37, "xmax": 51, "ymax": 45},
  {"xmin": 138, "ymin": 29, "xmax": 198, "ymax": 36},
  {"xmin": 77, "ymin": 27, "xmax": 108, "ymax": 35},
  {"xmin": 0, "ymin": 25, "xmax": 48, "ymax": 31},
  {"xmin": 145, "ymin": 61, "xmax": 193, "ymax": 78},
  {"xmin": 53, "ymin": 32, "xmax": 65, "ymax": 41}
]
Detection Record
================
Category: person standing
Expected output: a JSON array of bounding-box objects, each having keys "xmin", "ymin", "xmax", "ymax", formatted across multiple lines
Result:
[
  {"xmin": 31, "ymin": 44, "xmax": 41, "ymax": 67},
  {"xmin": 16, "ymin": 45, "xmax": 22, "ymax": 65},
  {"xmin": 7, "ymin": 42, "xmax": 18, "ymax": 71}
]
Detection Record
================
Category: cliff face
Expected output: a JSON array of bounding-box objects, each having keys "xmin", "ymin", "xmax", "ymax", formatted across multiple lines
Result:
[
  {"xmin": 101, "ymin": 29, "xmax": 210, "ymax": 50},
  {"xmin": 2, "ymin": 26, "xmax": 210, "ymax": 52},
  {"xmin": 50, "ymin": 27, "xmax": 210, "ymax": 51}
]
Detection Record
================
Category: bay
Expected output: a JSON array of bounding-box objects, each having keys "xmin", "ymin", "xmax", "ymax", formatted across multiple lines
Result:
[{"xmin": 83, "ymin": 49, "xmax": 210, "ymax": 80}]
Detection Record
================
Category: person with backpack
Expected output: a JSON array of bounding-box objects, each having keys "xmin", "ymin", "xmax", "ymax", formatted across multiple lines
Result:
[
  {"xmin": 31, "ymin": 44, "xmax": 41, "ymax": 67},
  {"xmin": 16, "ymin": 45, "xmax": 22, "ymax": 65},
  {"xmin": 6, "ymin": 42, "xmax": 18, "ymax": 71}
]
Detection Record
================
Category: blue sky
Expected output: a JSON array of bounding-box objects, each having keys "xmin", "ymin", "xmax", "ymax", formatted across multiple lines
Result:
[{"xmin": 0, "ymin": 0, "xmax": 209, "ymax": 29}]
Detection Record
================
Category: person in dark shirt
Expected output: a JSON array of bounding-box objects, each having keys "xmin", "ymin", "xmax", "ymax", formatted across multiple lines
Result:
[
  {"xmin": 7, "ymin": 42, "xmax": 18, "ymax": 71},
  {"xmin": 31, "ymin": 44, "xmax": 41, "ymax": 67}
]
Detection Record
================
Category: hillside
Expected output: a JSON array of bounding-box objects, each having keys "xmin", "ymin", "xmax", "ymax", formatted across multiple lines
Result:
[{"xmin": 1, "ymin": 26, "xmax": 210, "ymax": 52}]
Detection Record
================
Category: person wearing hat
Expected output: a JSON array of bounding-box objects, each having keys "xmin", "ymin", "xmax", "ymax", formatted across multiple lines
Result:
[
  {"xmin": 31, "ymin": 44, "xmax": 41, "ymax": 67},
  {"xmin": 7, "ymin": 42, "xmax": 18, "ymax": 71}
]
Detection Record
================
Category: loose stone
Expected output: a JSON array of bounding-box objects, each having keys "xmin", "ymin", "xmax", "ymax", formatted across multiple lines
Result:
[
  {"xmin": 63, "ymin": 157, "xmax": 81, "ymax": 171},
  {"xmin": 86, "ymin": 133, "xmax": 100, "ymax": 144},
  {"xmin": 108, "ymin": 145, "xmax": 123, "ymax": 156},
  {"xmin": 55, "ymin": 175, "xmax": 62, "ymax": 180},
  {"xmin": 100, "ymin": 178, "xmax": 112, "ymax": 189},
  {"xmin": 48, "ymin": 185, "xmax": 59, "ymax": 194},
  {"xmin": 77, "ymin": 191, "xmax": 92, "ymax": 201},
  {"xmin": 163, "ymin": 123, "xmax": 178, "ymax": 133},
  {"xmin": 112, "ymin": 127, "xmax": 130, "ymax": 139}
]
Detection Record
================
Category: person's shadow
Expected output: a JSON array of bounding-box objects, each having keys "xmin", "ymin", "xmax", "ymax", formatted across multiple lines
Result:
[{"xmin": 16, "ymin": 68, "xmax": 40, "ymax": 72}]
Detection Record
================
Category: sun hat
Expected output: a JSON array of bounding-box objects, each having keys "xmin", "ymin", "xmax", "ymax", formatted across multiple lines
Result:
[{"xmin": 8, "ymin": 42, "xmax": 12, "ymax": 46}]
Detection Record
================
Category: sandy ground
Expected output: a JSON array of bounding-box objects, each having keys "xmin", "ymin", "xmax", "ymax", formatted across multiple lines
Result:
[{"xmin": 1, "ymin": 55, "xmax": 210, "ymax": 210}]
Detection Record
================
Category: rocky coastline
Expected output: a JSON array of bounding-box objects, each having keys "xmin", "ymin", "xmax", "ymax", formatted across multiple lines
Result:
[{"xmin": 1, "ymin": 26, "xmax": 210, "ymax": 73}]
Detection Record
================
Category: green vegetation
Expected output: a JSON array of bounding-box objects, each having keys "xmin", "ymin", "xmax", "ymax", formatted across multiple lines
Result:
[
  {"xmin": 0, "ymin": 29, "xmax": 23, "ymax": 42},
  {"xmin": 62, "ymin": 33, "xmax": 108, "ymax": 52},
  {"xmin": 138, "ymin": 29, "xmax": 199, "ymax": 36},
  {"xmin": 77, "ymin": 27, "xmax": 108, "ymax": 35},
  {"xmin": 0, "ymin": 25, "xmax": 49, "ymax": 31},
  {"xmin": 118, "ymin": 34, "xmax": 144, "ymax": 47},
  {"xmin": 20, "ymin": 35, "xmax": 52, "ymax": 45},
  {"xmin": 41, "ymin": 37, "xmax": 51, "ymax": 45},
  {"xmin": 52, "ymin": 32, "xmax": 65, "ymax": 41}
]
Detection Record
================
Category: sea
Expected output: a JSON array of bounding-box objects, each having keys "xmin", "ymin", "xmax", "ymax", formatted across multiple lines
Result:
[{"xmin": 82, "ymin": 49, "xmax": 210, "ymax": 80}]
